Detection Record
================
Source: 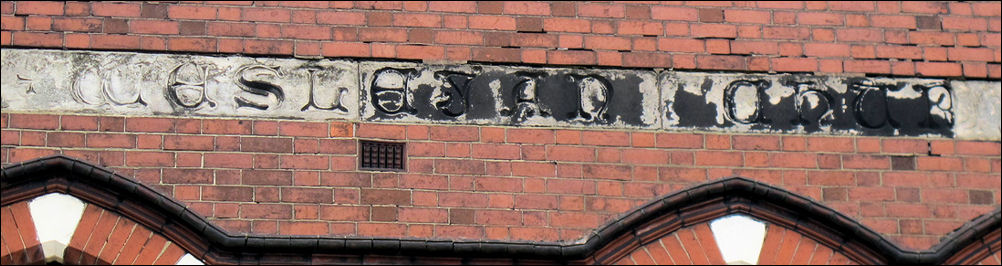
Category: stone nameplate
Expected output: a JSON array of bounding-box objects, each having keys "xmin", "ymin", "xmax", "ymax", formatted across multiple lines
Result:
[
  {"xmin": 1, "ymin": 49, "xmax": 357, "ymax": 121},
  {"xmin": 2, "ymin": 49, "xmax": 999, "ymax": 140}
]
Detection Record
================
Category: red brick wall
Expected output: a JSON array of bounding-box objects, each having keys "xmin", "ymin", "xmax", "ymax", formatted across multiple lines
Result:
[
  {"xmin": 0, "ymin": 202, "xmax": 43, "ymax": 265},
  {"xmin": 0, "ymin": 200, "xmax": 190, "ymax": 265},
  {"xmin": 757, "ymin": 222, "xmax": 856, "ymax": 265},
  {"xmin": 615, "ymin": 223, "xmax": 727, "ymax": 265},
  {"xmin": 1, "ymin": 113, "xmax": 999, "ymax": 251},
  {"xmin": 1, "ymin": 1, "xmax": 999, "ymax": 77},
  {"xmin": 63, "ymin": 204, "xmax": 187, "ymax": 265},
  {"xmin": 1, "ymin": 0, "xmax": 1001, "ymax": 257}
]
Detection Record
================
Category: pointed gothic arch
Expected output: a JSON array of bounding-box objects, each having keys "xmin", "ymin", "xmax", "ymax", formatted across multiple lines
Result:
[{"xmin": 2, "ymin": 155, "xmax": 999, "ymax": 264}]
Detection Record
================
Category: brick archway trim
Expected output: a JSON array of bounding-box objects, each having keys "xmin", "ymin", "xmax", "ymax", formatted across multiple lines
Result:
[{"xmin": 2, "ymin": 155, "xmax": 999, "ymax": 264}]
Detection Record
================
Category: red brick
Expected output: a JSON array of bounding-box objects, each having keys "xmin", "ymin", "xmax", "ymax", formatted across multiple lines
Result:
[
  {"xmin": 697, "ymin": 55, "xmax": 746, "ymax": 70},
  {"xmin": 14, "ymin": 1, "xmax": 63, "ymax": 15},
  {"xmin": 691, "ymin": 24, "xmax": 737, "ymax": 38},
  {"xmin": 909, "ymin": 32, "xmax": 954, "ymax": 46},
  {"xmin": 397, "ymin": 208, "xmax": 447, "ymax": 223},
  {"xmin": 90, "ymin": 2, "xmax": 141, "ymax": 17},
  {"xmin": 435, "ymin": 159, "xmax": 485, "ymax": 175},
  {"xmin": 768, "ymin": 153, "xmax": 817, "ymax": 168},
  {"xmin": 546, "ymin": 146, "xmax": 595, "ymax": 162},
  {"xmin": 204, "ymin": 153, "xmax": 253, "ymax": 168},
  {"xmin": 242, "ymin": 7, "xmax": 290, "ymax": 22},
  {"xmin": 205, "ymin": 22, "xmax": 255, "ymax": 37},
  {"xmin": 503, "ymin": 1, "xmax": 550, "ymax": 16},
  {"xmin": 168, "ymin": 5, "xmax": 216, "ymax": 19},
  {"xmin": 439, "ymin": 192, "xmax": 488, "ymax": 208},
  {"xmin": 10, "ymin": 114, "xmax": 59, "ymax": 130},
  {"xmin": 807, "ymin": 137, "xmax": 854, "ymax": 153},
  {"xmin": 617, "ymin": 20, "xmax": 662, "ymax": 36},
  {"xmin": 581, "ymin": 164, "xmax": 631, "ymax": 180},
  {"xmin": 917, "ymin": 157, "xmax": 963, "ymax": 171},
  {"xmin": 763, "ymin": 26, "xmax": 810, "ymax": 40},
  {"xmin": 845, "ymin": 58, "xmax": 894, "ymax": 73},
  {"xmin": 472, "ymin": 144, "xmax": 520, "ymax": 160},
  {"xmin": 695, "ymin": 151, "xmax": 742, "ymax": 166},
  {"xmin": 805, "ymin": 43, "xmax": 850, "ymax": 57},
  {"xmin": 543, "ymin": 18, "xmax": 591, "ymax": 33},
  {"xmin": 656, "ymin": 133, "xmax": 703, "ymax": 149},
  {"xmin": 622, "ymin": 149, "xmax": 669, "ymax": 165},
  {"xmin": 876, "ymin": 45, "xmax": 923, "ymax": 59},
  {"xmin": 202, "ymin": 186, "xmax": 253, "ymax": 201},
  {"xmin": 86, "ymin": 133, "xmax": 135, "ymax": 148},
  {"xmin": 732, "ymin": 135, "xmax": 780, "ymax": 150},
  {"xmin": 125, "ymin": 117, "xmax": 173, "ymax": 132},
  {"xmin": 241, "ymin": 204, "xmax": 292, "ymax": 219},
  {"xmin": 797, "ymin": 12, "xmax": 843, "ymax": 25},
  {"xmin": 393, "ymin": 13, "xmax": 441, "ymax": 28},
  {"xmin": 163, "ymin": 135, "xmax": 213, "ymax": 151},
  {"xmin": 658, "ymin": 38, "xmax": 704, "ymax": 53},
  {"xmin": 281, "ymin": 187, "xmax": 332, "ymax": 203},
  {"xmin": 651, "ymin": 6, "xmax": 697, "ymax": 21},
  {"xmin": 808, "ymin": 171, "xmax": 854, "ymax": 186},
  {"xmin": 125, "ymin": 151, "xmax": 173, "ymax": 167},
  {"xmin": 772, "ymin": 57, "xmax": 818, "ymax": 72},
  {"xmin": 843, "ymin": 155, "xmax": 890, "ymax": 169},
  {"xmin": 241, "ymin": 170, "xmax": 292, "ymax": 186},
  {"xmin": 279, "ymin": 155, "xmax": 328, "ymax": 170},
  {"xmin": 955, "ymin": 141, "xmax": 1000, "ymax": 156},
  {"xmin": 942, "ymin": 16, "xmax": 987, "ymax": 31},
  {"xmin": 872, "ymin": 15, "xmax": 916, "ymax": 28},
  {"xmin": 396, "ymin": 45, "xmax": 444, "ymax": 60},
  {"xmin": 468, "ymin": 15, "xmax": 516, "ymax": 30},
  {"xmin": 549, "ymin": 212, "xmax": 601, "ymax": 228},
  {"xmin": 731, "ymin": 41, "xmax": 778, "ymax": 55},
  {"xmin": 428, "ymin": 1, "xmax": 476, "ymax": 13},
  {"xmin": 357, "ymin": 124, "xmax": 405, "ymax": 140},
  {"xmin": 723, "ymin": 9, "xmax": 770, "ymax": 24}
]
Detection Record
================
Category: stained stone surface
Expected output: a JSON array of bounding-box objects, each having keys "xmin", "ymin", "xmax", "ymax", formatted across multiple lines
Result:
[
  {"xmin": 359, "ymin": 62, "xmax": 660, "ymax": 129},
  {"xmin": 951, "ymin": 80, "xmax": 1002, "ymax": 141},
  {"xmin": 660, "ymin": 73, "xmax": 976, "ymax": 138},
  {"xmin": 2, "ymin": 48, "xmax": 1000, "ymax": 140}
]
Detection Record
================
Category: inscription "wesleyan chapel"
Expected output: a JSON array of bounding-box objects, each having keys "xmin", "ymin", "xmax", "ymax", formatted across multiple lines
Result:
[{"xmin": 3, "ymin": 49, "xmax": 1000, "ymax": 139}]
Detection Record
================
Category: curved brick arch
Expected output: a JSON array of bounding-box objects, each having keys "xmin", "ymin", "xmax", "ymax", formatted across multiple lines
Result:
[
  {"xmin": 2, "ymin": 155, "xmax": 999, "ymax": 265},
  {"xmin": 0, "ymin": 197, "xmax": 190, "ymax": 265}
]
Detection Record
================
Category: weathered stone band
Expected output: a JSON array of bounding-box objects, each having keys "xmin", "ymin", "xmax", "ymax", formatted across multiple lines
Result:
[{"xmin": 2, "ymin": 49, "xmax": 999, "ymax": 140}]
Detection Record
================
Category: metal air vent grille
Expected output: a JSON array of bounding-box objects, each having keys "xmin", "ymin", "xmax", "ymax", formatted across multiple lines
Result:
[{"xmin": 359, "ymin": 140, "xmax": 405, "ymax": 171}]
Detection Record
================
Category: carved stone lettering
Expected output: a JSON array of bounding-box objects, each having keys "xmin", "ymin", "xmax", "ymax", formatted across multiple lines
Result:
[
  {"xmin": 370, "ymin": 68, "xmax": 417, "ymax": 115},
  {"xmin": 567, "ymin": 74, "xmax": 612, "ymax": 123},
  {"xmin": 167, "ymin": 62, "xmax": 214, "ymax": 109},
  {"xmin": 925, "ymin": 84, "xmax": 953, "ymax": 126},
  {"xmin": 3, "ymin": 49, "xmax": 999, "ymax": 139},
  {"xmin": 724, "ymin": 80, "xmax": 770, "ymax": 124},
  {"xmin": 848, "ymin": 79, "xmax": 893, "ymax": 129},
  {"xmin": 73, "ymin": 66, "xmax": 146, "ymax": 107},
  {"xmin": 300, "ymin": 68, "xmax": 348, "ymax": 113},
  {"xmin": 509, "ymin": 72, "xmax": 548, "ymax": 123},
  {"xmin": 793, "ymin": 82, "xmax": 834, "ymax": 131},
  {"xmin": 234, "ymin": 65, "xmax": 285, "ymax": 111},
  {"xmin": 104, "ymin": 66, "xmax": 146, "ymax": 106},
  {"xmin": 433, "ymin": 71, "xmax": 475, "ymax": 117}
]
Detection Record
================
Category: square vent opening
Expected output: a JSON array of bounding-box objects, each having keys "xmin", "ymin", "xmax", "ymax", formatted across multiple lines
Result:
[{"xmin": 359, "ymin": 140, "xmax": 406, "ymax": 171}]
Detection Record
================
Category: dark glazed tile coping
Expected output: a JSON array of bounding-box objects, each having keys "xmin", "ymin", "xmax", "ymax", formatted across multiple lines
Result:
[{"xmin": 2, "ymin": 155, "xmax": 999, "ymax": 265}]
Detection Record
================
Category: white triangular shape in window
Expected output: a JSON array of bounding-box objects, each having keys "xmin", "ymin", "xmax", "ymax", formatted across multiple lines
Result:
[
  {"xmin": 709, "ymin": 214, "xmax": 767, "ymax": 265},
  {"xmin": 28, "ymin": 193, "xmax": 87, "ymax": 264}
]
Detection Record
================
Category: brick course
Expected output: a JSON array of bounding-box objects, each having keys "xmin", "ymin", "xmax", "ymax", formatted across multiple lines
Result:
[
  {"xmin": 1, "ymin": 1, "xmax": 1001, "ymax": 263},
  {"xmin": 2, "ymin": 1, "xmax": 999, "ymax": 77},
  {"xmin": 2, "ymin": 113, "xmax": 999, "ymax": 250}
]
